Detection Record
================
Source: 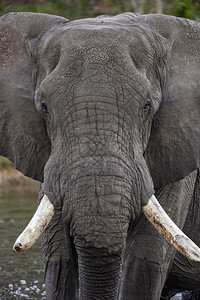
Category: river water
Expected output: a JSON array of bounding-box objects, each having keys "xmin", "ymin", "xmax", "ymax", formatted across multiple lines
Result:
[{"xmin": 0, "ymin": 189, "xmax": 46, "ymax": 300}]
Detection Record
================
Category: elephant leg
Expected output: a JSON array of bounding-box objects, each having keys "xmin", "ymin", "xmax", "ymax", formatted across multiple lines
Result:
[
  {"xmin": 42, "ymin": 210, "xmax": 78, "ymax": 300},
  {"xmin": 119, "ymin": 170, "xmax": 198, "ymax": 300}
]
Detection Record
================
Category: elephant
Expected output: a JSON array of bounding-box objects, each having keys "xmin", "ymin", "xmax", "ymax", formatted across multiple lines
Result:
[{"xmin": 1, "ymin": 11, "xmax": 200, "ymax": 299}]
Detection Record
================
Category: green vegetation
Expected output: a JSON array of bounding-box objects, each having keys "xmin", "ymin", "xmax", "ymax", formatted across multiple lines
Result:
[
  {"xmin": 0, "ymin": 156, "xmax": 14, "ymax": 169},
  {"xmin": 1, "ymin": 0, "xmax": 200, "ymax": 20},
  {"xmin": 0, "ymin": 0, "xmax": 132, "ymax": 20},
  {"xmin": 165, "ymin": 0, "xmax": 200, "ymax": 21}
]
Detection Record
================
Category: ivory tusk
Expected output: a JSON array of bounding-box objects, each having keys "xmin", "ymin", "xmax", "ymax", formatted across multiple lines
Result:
[
  {"xmin": 13, "ymin": 195, "xmax": 54, "ymax": 253},
  {"xmin": 142, "ymin": 195, "xmax": 200, "ymax": 262}
]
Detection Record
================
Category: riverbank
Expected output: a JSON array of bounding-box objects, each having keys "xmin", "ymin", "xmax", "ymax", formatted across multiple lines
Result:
[{"xmin": 0, "ymin": 168, "xmax": 40, "ymax": 194}]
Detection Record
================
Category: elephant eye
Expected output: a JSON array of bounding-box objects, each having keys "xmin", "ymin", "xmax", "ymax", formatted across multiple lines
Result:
[
  {"xmin": 41, "ymin": 102, "xmax": 48, "ymax": 114},
  {"xmin": 143, "ymin": 100, "xmax": 151, "ymax": 113}
]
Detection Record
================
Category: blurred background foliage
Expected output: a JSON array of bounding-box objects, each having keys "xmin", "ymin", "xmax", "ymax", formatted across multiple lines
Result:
[
  {"xmin": 0, "ymin": 0, "xmax": 200, "ymax": 20},
  {"xmin": 0, "ymin": 0, "xmax": 200, "ymax": 169},
  {"xmin": 0, "ymin": 156, "xmax": 14, "ymax": 169}
]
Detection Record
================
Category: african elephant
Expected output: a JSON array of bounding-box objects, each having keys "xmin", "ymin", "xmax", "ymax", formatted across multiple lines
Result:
[{"xmin": 1, "ymin": 11, "xmax": 200, "ymax": 299}]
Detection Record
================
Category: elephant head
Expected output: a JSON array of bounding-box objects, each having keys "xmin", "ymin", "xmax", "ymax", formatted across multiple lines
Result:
[{"xmin": 1, "ymin": 12, "xmax": 200, "ymax": 299}]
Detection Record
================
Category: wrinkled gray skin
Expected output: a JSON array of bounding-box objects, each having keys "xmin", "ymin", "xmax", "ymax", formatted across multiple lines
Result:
[{"xmin": 1, "ymin": 12, "xmax": 200, "ymax": 300}]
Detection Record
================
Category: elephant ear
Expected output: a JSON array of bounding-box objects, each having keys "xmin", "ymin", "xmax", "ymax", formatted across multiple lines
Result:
[
  {"xmin": 143, "ymin": 15, "xmax": 200, "ymax": 188},
  {"xmin": 0, "ymin": 12, "xmax": 67, "ymax": 181}
]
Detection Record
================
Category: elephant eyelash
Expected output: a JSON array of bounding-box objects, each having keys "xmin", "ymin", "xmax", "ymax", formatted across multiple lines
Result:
[
  {"xmin": 143, "ymin": 100, "xmax": 152, "ymax": 113},
  {"xmin": 41, "ymin": 102, "xmax": 48, "ymax": 114}
]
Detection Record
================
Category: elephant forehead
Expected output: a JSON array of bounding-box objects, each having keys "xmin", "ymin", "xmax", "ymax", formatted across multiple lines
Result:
[
  {"xmin": 40, "ymin": 19, "xmax": 158, "ymax": 69},
  {"xmin": 37, "ymin": 21, "xmax": 159, "ymax": 106},
  {"xmin": 63, "ymin": 28, "xmax": 152, "ymax": 64},
  {"xmin": 41, "ymin": 27, "xmax": 131, "ymax": 66}
]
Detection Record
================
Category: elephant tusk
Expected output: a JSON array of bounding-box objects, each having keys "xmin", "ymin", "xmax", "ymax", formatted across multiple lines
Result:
[
  {"xmin": 13, "ymin": 195, "xmax": 54, "ymax": 253},
  {"xmin": 142, "ymin": 195, "xmax": 200, "ymax": 262}
]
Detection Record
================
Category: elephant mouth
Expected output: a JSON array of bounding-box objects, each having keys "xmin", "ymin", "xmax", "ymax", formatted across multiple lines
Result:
[{"xmin": 13, "ymin": 194, "xmax": 200, "ymax": 262}]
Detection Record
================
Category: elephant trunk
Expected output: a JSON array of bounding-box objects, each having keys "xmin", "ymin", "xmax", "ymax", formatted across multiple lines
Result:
[
  {"xmin": 61, "ymin": 159, "xmax": 134, "ymax": 298},
  {"xmin": 76, "ymin": 245, "xmax": 123, "ymax": 299}
]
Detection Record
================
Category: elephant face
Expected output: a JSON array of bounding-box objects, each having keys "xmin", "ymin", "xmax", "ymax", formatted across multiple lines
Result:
[
  {"xmin": 37, "ymin": 25, "xmax": 161, "ymax": 154},
  {"xmin": 1, "ymin": 12, "xmax": 200, "ymax": 299},
  {"xmin": 33, "ymin": 17, "xmax": 163, "ymax": 249}
]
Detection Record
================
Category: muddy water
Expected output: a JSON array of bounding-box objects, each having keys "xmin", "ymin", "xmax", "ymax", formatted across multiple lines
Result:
[{"xmin": 0, "ymin": 189, "xmax": 46, "ymax": 299}]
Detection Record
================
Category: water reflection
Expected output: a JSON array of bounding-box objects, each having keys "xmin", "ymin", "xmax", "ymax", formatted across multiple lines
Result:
[{"xmin": 0, "ymin": 189, "xmax": 46, "ymax": 299}]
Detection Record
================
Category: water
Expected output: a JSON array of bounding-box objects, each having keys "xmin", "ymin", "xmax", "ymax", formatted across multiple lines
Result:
[{"xmin": 0, "ymin": 189, "xmax": 46, "ymax": 300}]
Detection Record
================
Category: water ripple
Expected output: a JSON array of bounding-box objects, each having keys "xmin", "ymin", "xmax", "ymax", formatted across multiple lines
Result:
[{"xmin": 0, "ymin": 190, "xmax": 46, "ymax": 299}]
